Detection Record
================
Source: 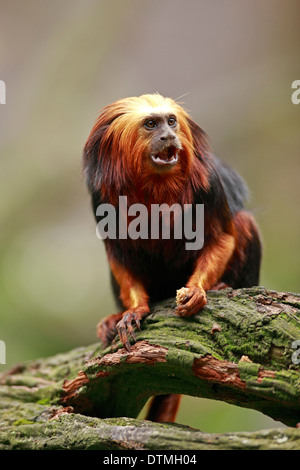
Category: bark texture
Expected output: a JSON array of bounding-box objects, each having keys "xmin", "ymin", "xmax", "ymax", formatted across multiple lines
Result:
[{"xmin": 1, "ymin": 287, "xmax": 300, "ymax": 450}]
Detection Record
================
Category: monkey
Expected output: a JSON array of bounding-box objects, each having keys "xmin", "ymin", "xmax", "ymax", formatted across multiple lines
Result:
[{"xmin": 82, "ymin": 93, "xmax": 262, "ymax": 422}]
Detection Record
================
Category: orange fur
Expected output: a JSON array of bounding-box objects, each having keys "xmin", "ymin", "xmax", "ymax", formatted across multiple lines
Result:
[
  {"xmin": 84, "ymin": 94, "xmax": 210, "ymax": 207},
  {"xmin": 83, "ymin": 93, "xmax": 262, "ymax": 422},
  {"xmin": 187, "ymin": 233, "xmax": 236, "ymax": 291},
  {"xmin": 109, "ymin": 258, "xmax": 149, "ymax": 310}
]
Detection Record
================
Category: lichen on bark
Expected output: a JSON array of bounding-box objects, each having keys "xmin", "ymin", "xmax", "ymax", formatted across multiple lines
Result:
[{"xmin": 0, "ymin": 287, "xmax": 299, "ymax": 450}]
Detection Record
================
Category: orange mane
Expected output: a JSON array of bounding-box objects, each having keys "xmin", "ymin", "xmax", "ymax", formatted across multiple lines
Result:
[{"xmin": 83, "ymin": 93, "xmax": 211, "ymax": 206}]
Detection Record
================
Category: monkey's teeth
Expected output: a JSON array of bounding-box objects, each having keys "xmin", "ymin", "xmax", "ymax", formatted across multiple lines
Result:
[
  {"xmin": 169, "ymin": 153, "xmax": 178, "ymax": 163},
  {"xmin": 151, "ymin": 152, "xmax": 178, "ymax": 165}
]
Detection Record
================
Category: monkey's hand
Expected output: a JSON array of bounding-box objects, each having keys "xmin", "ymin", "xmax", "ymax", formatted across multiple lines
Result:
[
  {"xmin": 116, "ymin": 307, "xmax": 149, "ymax": 352},
  {"xmin": 97, "ymin": 312, "xmax": 124, "ymax": 348},
  {"xmin": 175, "ymin": 286, "xmax": 207, "ymax": 317}
]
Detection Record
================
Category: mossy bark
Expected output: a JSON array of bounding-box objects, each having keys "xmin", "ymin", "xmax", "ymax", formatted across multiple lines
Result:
[{"xmin": 1, "ymin": 287, "xmax": 300, "ymax": 450}]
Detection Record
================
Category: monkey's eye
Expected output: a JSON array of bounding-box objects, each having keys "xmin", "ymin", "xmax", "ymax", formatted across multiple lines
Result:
[
  {"xmin": 144, "ymin": 119, "xmax": 157, "ymax": 129},
  {"xmin": 168, "ymin": 116, "xmax": 177, "ymax": 127}
]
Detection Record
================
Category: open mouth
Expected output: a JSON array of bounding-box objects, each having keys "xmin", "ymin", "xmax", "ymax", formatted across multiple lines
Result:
[{"xmin": 150, "ymin": 146, "xmax": 179, "ymax": 167}]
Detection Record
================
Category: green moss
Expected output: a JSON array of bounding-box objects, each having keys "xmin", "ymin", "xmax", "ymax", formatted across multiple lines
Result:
[
  {"xmin": 238, "ymin": 361, "xmax": 261, "ymax": 381},
  {"xmin": 1, "ymin": 287, "xmax": 299, "ymax": 438},
  {"xmin": 13, "ymin": 419, "xmax": 34, "ymax": 426},
  {"xmin": 36, "ymin": 397, "xmax": 50, "ymax": 405}
]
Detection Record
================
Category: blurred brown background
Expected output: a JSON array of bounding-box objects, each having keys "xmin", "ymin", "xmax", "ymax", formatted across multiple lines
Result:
[{"xmin": 0, "ymin": 0, "xmax": 299, "ymax": 433}]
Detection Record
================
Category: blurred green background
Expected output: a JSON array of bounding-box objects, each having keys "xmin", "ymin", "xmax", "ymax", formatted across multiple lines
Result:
[{"xmin": 0, "ymin": 0, "xmax": 299, "ymax": 433}]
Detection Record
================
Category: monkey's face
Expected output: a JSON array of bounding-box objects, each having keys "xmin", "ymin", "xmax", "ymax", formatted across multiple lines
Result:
[
  {"xmin": 142, "ymin": 113, "xmax": 182, "ymax": 172},
  {"xmin": 83, "ymin": 94, "xmax": 209, "ymax": 203}
]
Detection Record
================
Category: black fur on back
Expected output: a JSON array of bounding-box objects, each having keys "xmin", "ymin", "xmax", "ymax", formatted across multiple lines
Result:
[{"xmin": 212, "ymin": 155, "xmax": 249, "ymax": 216}]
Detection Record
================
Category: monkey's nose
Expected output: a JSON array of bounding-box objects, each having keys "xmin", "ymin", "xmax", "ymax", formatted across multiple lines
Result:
[{"xmin": 160, "ymin": 133, "xmax": 176, "ymax": 141}]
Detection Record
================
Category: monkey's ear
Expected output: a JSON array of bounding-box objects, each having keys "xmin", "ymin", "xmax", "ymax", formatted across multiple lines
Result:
[
  {"xmin": 187, "ymin": 117, "xmax": 210, "ymax": 161},
  {"xmin": 185, "ymin": 116, "xmax": 212, "ymax": 194},
  {"xmin": 82, "ymin": 125, "xmax": 109, "ymax": 193}
]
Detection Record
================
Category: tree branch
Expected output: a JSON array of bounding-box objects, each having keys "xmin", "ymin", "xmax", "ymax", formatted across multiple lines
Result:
[{"xmin": 1, "ymin": 287, "xmax": 300, "ymax": 450}]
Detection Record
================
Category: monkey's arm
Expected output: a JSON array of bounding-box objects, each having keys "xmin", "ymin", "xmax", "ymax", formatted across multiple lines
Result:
[
  {"xmin": 175, "ymin": 232, "xmax": 235, "ymax": 316},
  {"xmin": 98, "ymin": 257, "xmax": 150, "ymax": 351}
]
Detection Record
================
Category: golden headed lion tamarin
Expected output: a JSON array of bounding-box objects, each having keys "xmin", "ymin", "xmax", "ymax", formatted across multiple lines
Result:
[{"xmin": 83, "ymin": 93, "xmax": 261, "ymax": 422}]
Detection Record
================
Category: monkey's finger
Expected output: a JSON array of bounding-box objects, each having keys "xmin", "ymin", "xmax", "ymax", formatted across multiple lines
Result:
[
  {"xmin": 120, "ymin": 331, "xmax": 131, "ymax": 352},
  {"xmin": 122, "ymin": 313, "xmax": 137, "ymax": 339},
  {"xmin": 134, "ymin": 316, "xmax": 141, "ymax": 330},
  {"xmin": 175, "ymin": 305, "xmax": 188, "ymax": 317},
  {"xmin": 175, "ymin": 290, "xmax": 207, "ymax": 317},
  {"xmin": 116, "ymin": 322, "xmax": 131, "ymax": 351},
  {"xmin": 179, "ymin": 294, "xmax": 193, "ymax": 305},
  {"xmin": 127, "ymin": 322, "xmax": 137, "ymax": 342}
]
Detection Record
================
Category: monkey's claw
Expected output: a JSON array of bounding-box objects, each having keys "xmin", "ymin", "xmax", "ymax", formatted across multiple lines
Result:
[
  {"xmin": 175, "ymin": 286, "xmax": 207, "ymax": 317},
  {"xmin": 116, "ymin": 310, "xmax": 144, "ymax": 352}
]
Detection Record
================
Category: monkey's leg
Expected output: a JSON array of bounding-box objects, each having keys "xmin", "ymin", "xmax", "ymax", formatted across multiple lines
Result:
[
  {"xmin": 107, "ymin": 258, "xmax": 150, "ymax": 351},
  {"xmin": 145, "ymin": 394, "xmax": 182, "ymax": 422},
  {"xmin": 222, "ymin": 210, "xmax": 262, "ymax": 288},
  {"xmin": 176, "ymin": 233, "xmax": 235, "ymax": 317}
]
